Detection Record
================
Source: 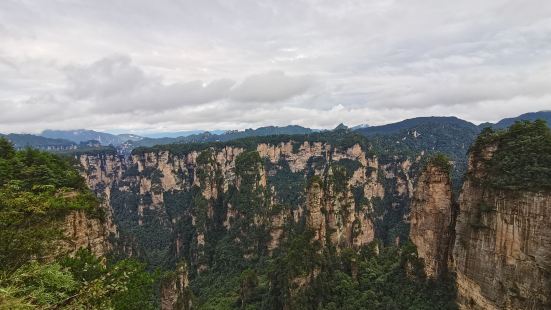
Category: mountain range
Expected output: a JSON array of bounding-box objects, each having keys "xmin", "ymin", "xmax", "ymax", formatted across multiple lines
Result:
[{"xmin": 2, "ymin": 111, "xmax": 550, "ymax": 151}]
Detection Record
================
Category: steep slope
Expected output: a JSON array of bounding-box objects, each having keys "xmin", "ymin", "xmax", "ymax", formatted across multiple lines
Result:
[
  {"xmin": 358, "ymin": 117, "xmax": 480, "ymax": 194},
  {"xmin": 78, "ymin": 132, "xmax": 389, "ymax": 266},
  {"xmin": 453, "ymin": 121, "xmax": 551, "ymax": 309},
  {"xmin": 0, "ymin": 139, "xmax": 157, "ymax": 309},
  {"xmin": 409, "ymin": 156, "xmax": 454, "ymax": 279}
]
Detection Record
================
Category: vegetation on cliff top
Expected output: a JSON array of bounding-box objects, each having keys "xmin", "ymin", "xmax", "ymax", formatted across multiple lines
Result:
[
  {"xmin": 0, "ymin": 138, "xmax": 102, "ymax": 271},
  {"xmin": 471, "ymin": 120, "xmax": 551, "ymax": 191},
  {"xmin": 131, "ymin": 129, "xmax": 370, "ymax": 157},
  {"xmin": 0, "ymin": 138, "xmax": 158, "ymax": 309},
  {"xmin": 428, "ymin": 153, "xmax": 452, "ymax": 175}
]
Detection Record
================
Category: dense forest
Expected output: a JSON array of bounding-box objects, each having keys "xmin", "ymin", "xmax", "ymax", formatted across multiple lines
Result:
[
  {"xmin": 470, "ymin": 120, "xmax": 551, "ymax": 191},
  {"xmin": 0, "ymin": 138, "xmax": 157, "ymax": 309}
]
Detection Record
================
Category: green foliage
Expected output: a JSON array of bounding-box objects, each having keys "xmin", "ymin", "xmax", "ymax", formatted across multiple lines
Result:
[
  {"xmin": 265, "ymin": 159, "xmax": 306, "ymax": 209},
  {"xmin": 292, "ymin": 242, "xmax": 457, "ymax": 310},
  {"xmin": 368, "ymin": 120, "xmax": 479, "ymax": 194},
  {"xmin": 187, "ymin": 227, "xmax": 456, "ymax": 309},
  {"xmin": 4, "ymin": 261, "xmax": 77, "ymax": 306},
  {"xmin": 0, "ymin": 139, "xmax": 102, "ymax": 271},
  {"xmin": 471, "ymin": 120, "xmax": 551, "ymax": 191},
  {"xmin": 0, "ymin": 249, "xmax": 157, "ymax": 309},
  {"xmin": 0, "ymin": 138, "xmax": 15, "ymax": 159},
  {"xmin": 429, "ymin": 153, "xmax": 452, "ymax": 175},
  {"xmin": 133, "ymin": 130, "xmax": 371, "ymax": 158},
  {"xmin": 478, "ymin": 202, "xmax": 494, "ymax": 213},
  {"xmin": 0, "ymin": 138, "xmax": 158, "ymax": 309}
]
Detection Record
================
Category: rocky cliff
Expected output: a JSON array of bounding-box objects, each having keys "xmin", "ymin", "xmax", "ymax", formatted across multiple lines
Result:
[
  {"xmin": 409, "ymin": 160, "xmax": 454, "ymax": 279},
  {"xmin": 76, "ymin": 135, "xmax": 422, "ymax": 272},
  {"xmin": 61, "ymin": 210, "xmax": 112, "ymax": 257},
  {"xmin": 160, "ymin": 262, "xmax": 193, "ymax": 310},
  {"xmin": 453, "ymin": 144, "xmax": 551, "ymax": 309}
]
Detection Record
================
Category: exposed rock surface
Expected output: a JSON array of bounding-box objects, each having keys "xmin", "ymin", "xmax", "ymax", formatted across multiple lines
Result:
[
  {"xmin": 75, "ymin": 140, "xmax": 433, "ymax": 286},
  {"xmin": 160, "ymin": 262, "xmax": 192, "ymax": 310},
  {"xmin": 410, "ymin": 162, "xmax": 454, "ymax": 278},
  {"xmin": 453, "ymin": 146, "xmax": 551, "ymax": 309},
  {"xmin": 61, "ymin": 210, "xmax": 112, "ymax": 257}
]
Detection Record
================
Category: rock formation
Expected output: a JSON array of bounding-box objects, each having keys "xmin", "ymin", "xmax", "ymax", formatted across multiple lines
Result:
[
  {"xmin": 453, "ymin": 145, "xmax": 551, "ymax": 309},
  {"xmin": 61, "ymin": 210, "xmax": 112, "ymax": 257},
  {"xmin": 409, "ymin": 161, "xmax": 454, "ymax": 279},
  {"xmin": 160, "ymin": 262, "xmax": 193, "ymax": 310},
  {"xmin": 76, "ymin": 141, "xmax": 411, "ymax": 271}
]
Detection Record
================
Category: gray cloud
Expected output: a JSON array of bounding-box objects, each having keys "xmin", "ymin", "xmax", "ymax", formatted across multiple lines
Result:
[
  {"xmin": 61, "ymin": 55, "xmax": 312, "ymax": 114},
  {"xmin": 1, "ymin": 0, "xmax": 550, "ymax": 133},
  {"xmin": 230, "ymin": 71, "xmax": 314, "ymax": 103}
]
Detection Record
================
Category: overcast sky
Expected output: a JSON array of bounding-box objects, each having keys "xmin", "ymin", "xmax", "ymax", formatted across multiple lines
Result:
[{"xmin": 1, "ymin": 0, "xmax": 550, "ymax": 134}]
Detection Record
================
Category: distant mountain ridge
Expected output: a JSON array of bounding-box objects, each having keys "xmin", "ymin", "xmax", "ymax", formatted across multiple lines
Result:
[
  {"xmin": 41, "ymin": 129, "xmax": 143, "ymax": 146},
  {"xmin": 355, "ymin": 116, "xmax": 479, "ymax": 136},
  {"xmin": 128, "ymin": 125, "xmax": 315, "ymax": 148},
  {"xmin": 0, "ymin": 133, "xmax": 76, "ymax": 150},
  {"xmin": 3, "ymin": 111, "xmax": 550, "ymax": 152},
  {"xmin": 485, "ymin": 111, "xmax": 551, "ymax": 129}
]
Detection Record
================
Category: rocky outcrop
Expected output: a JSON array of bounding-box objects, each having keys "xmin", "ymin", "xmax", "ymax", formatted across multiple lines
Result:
[
  {"xmin": 305, "ymin": 168, "xmax": 375, "ymax": 249},
  {"xmin": 409, "ymin": 162, "xmax": 454, "ymax": 279},
  {"xmin": 61, "ymin": 210, "xmax": 111, "ymax": 257},
  {"xmin": 160, "ymin": 262, "xmax": 193, "ymax": 310},
  {"xmin": 453, "ymin": 146, "xmax": 551, "ymax": 309}
]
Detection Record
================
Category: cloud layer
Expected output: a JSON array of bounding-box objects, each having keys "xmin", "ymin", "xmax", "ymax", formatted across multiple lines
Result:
[{"xmin": 1, "ymin": 0, "xmax": 550, "ymax": 133}]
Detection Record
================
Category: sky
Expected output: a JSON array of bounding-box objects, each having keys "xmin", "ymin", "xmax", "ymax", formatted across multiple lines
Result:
[{"xmin": 1, "ymin": 0, "xmax": 550, "ymax": 134}]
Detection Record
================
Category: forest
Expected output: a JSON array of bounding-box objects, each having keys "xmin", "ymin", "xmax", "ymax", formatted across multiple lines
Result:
[{"xmin": 0, "ymin": 138, "xmax": 158, "ymax": 309}]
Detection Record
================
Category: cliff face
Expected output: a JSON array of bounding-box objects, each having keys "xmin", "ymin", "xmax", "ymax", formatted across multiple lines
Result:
[
  {"xmin": 61, "ymin": 210, "xmax": 112, "ymax": 257},
  {"xmin": 409, "ymin": 162, "xmax": 454, "ymax": 279},
  {"xmin": 453, "ymin": 146, "xmax": 551, "ymax": 309},
  {"xmin": 160, "ymin": 262, "xmax": 192, "ymax": 310},
  {"xmin": 77, "ymin": 140, "xmax": 420, "ymax": 273}
]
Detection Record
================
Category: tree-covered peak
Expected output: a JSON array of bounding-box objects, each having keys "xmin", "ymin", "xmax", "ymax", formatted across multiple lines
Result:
[{"xmin": 470, "ymin": 119, "xmax": 551, "ymax": 191}]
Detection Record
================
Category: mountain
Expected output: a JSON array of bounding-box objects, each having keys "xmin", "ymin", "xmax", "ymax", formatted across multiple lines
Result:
[
  {"xmin": 128, "ymin": 125, "xmax": 314, "ymax": 148},
  {"xmin": 355, "ymin": 116, "xmax": 481, "ymax": 192},
  {"xmin": 41, "ymin": 129, "xmax": 143, "ymax": 146},
  {"xmin": 355, "ymin": 116, "xmax": 478, "ymax": 136},
  {"xmin": 485, "ymin": 110, "xmax": 551, "ymax": 129},
  {"xmin": 1, "ymin": 133, "xmax": 77, "ymax": 150}
]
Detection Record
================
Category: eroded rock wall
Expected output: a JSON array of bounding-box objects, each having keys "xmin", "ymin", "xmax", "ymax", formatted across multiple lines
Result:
[
  {"xmin": 409, "ymin": 163, "xmax": 454, "ymax": 279},
  {"xmin": 61, "ymin": 210, "xmax": 112, "ymax": 257},
  {"xmin": 77, "ymin": 141, "xmax": 424, "ymax": 273},
  {"xmin": 453, "ymin": 147, "xmax": 551, "ymax": 309},
  {"xmin": 160, "ymin": 262, "xmax": 192, "ymax": 310}
]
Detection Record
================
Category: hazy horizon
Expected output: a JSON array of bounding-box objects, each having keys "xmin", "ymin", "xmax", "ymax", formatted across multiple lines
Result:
[{"xmin": 3, "ymin": 110, "xmax": 550, "ymax": 136}]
